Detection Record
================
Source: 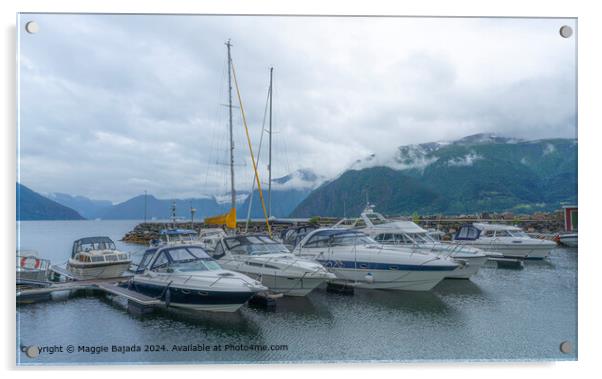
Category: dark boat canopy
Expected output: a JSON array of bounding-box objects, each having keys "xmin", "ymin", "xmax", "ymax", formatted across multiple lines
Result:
[
  {"xmin": 133, "ymin": 244, "xmax": 213, "ymax": 274},
  {"xmin": 454, "ymin": 225, "xmax": 481, "ymax": 241},
  {"xmin": 71, "ymin": 236, "xmax": 116, "ymax": 258}
]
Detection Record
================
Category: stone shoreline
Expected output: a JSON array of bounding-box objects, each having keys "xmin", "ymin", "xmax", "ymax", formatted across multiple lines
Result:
[{"xmin": 122, "ymin": 213, "xmax": 565, "ymax": 244}]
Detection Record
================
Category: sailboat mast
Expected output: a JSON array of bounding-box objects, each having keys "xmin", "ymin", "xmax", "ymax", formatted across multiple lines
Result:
[
  {"xmin": 226, "ymin": 39, "xmax": 236, "ymax": 212},
  {"xmin": 268, "ymin": 67, "xmax": 273, "ymax": 218}
]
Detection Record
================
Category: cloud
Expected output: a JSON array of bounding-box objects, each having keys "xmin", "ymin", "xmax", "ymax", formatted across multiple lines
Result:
[
  {"xmin": 17, "ymin": 15, "xmax": 577, "ymax": 201},
  {"xmin": 447, "ymin": 152, "xmax": 483, "ymax": 167}
]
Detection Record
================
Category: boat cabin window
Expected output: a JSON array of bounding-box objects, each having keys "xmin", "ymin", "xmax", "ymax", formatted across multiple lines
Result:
[
  {"xmin": 410, "ymin": 233, "xmax": 435, "ymax": 243},
  {"xmin": 398, "ymin": 234, "xmax": 416, "ymax": 244},
  {"xmin": 303, "ymin": 234, "xmax": 332, "ymax": 248},
  {"xmin": 137, "ymin": 250, "xmax": 156, "ymax": 271},
  {"xmin": 374, "ymin": 233, "xmax": 395, "ymax": 243},
  {"xmin": 167, "ymin": 247, "xmax": 199, "ymax": 262},
  {"xmin": 329, "ymin": 232, "xmax": 374, "ymax": 246},
  {"xmin": 494, "ymin": 230, "xmax": 511, "ymax": 237},
  {"xmin": 483, "ymin": 230, "xmax": 495, "ymax": 237},
  {"xmin": 91, "ymin": 256, "xmax": 104, "ymax": 262}
]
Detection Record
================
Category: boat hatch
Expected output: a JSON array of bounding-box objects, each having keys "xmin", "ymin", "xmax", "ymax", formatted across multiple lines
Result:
[{"xmin": 454, "ymin": 225, "xmax": 481, "ymax": 241}]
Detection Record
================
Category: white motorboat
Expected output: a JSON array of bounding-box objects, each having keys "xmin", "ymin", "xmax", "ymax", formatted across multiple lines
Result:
[
  {"xmin": 555, "ymin": 233, "xmax": 578, "ymax": 248},
  {"xmin": 198, "ymin": 228, "xmax": 228, "ymax": 252},
  {"xmin": 131, "ymin": 243, "xmax": 267, "ymax": 312},
  {"xmin": 453, "ymin": 223, "xmax": 556, "ymax": 259},
  {"xmin": 153, "ymin": 229, "xmax": 199, "ymax": 246},
  {"xmin": 211, "ymin": 234, "xmax": 335, "ymax": 296},
  {"xmin": 292, "ymin": 228, "xmax": 459, "ymax": 291},
  {"xmin": 279, "ymin": 225, "xmax": 319, "ymax": 250},
  {"xmin": 67, "ymin": 237, "xmax": 132, "ymax": 280},
  {"xmin": 335, "ymin": 206, "xmax": 488, "ymax": 279}
]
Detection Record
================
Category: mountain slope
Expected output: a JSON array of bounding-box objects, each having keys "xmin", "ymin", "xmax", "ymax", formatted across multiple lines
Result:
[
  {"xmin": 239, "ymin": 169, "xmax": 324, "ymax": 219},
  {"xmin": 98, "ymin": 195, "xmax": 231, "ymax": 220},
  {"xmin": 47, "ymin": 193, "xmax": 113, "ymax": 219},
  {"xmin": 17, "ymin": 183, "xmax": 85, "ymax": 221},
  {"xmin": 291, "ymin": 134, "xmax": 577, "ymax": 217}
]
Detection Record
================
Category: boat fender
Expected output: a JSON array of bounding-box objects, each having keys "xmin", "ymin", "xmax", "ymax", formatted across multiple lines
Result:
[
  {"xmin": 164, "ymin": 288, "xmax": 171, "ymax": 308},
  {"xmin": 364, "ymin": 273, "xmax": 374, "ymax": 283}
]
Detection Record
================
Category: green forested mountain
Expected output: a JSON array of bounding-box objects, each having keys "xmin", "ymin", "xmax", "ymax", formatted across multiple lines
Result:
[{"xmin": 291, "ymin": 134, "xmax": 577, "ymax": 217}]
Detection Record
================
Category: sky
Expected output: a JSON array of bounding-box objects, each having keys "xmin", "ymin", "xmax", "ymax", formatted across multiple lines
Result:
[{"xmin": 17, "ymin": 14, "xmax": 577, "ymax": 203}]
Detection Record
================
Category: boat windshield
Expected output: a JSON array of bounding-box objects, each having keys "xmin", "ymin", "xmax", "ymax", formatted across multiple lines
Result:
[
  {"xmin": 508, "ymin": 230, "xmax": 529, "ymax": 238},
  {"xmin": 172, "ymin": 259, "xmax": 222, "ymax": 272},
  {"xmin": 330, "ymin": 233, "xmax": 376, "ymax": 246},
  {"xmin": 225, "ymin": 235, "xmax": 289, "ymax": 255},
  {"xmin": 409, "ymin": 232, "xmax": 436, "ymax": 244},
  {"xmin": 78, "ymin": 241, "xmax": 116, "ymax": 252}
]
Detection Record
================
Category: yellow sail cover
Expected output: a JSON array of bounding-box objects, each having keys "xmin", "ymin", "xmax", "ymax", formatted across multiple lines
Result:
[{"xmin": 204, "ymin": 208, "xmax": 237, "ymax": 229}]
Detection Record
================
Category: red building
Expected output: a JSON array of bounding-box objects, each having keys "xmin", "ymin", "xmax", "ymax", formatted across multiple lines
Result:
[{"xmin": 562, "ymin": 205, "xmax": 578, "ymax": 232}]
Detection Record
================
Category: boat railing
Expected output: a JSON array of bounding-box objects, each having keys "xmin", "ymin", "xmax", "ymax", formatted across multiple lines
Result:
[{"xmin": 159, "ymin": 270, "xmax": 261, "ymax": 288}]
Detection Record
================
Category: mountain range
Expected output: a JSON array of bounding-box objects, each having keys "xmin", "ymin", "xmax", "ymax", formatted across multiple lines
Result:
[
  {"xmin": 290, "ymin": 133, "xmax": 577, "ymax": 217},
  {"xmin": 18, "ymin": 169, "xmax": 323, "ymax": 221},
  {"xmin": 17, "ymin": 134, "xmax": 577, "ymax": 220}
]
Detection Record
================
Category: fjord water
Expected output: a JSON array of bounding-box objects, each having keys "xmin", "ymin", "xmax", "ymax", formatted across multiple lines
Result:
[{"xmin": 17, "ymin": 220, "xmax": 577, "ymax": 364}]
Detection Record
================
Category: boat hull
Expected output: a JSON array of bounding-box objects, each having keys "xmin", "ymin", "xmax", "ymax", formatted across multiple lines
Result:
[
  {"xmin": 558, "ymin": 234, "xmax": 578, "ymax": 248},
  {"xmin": 130, "ymin": 278, "xmax": 256, "ymax": 313},
  {"xmin": 455, "ymin": 243, "xmax": 553, "ymax": 260},
  {"xmin": 67, "ymin": 261, "xmax": 131, "ymax": 280},
  {"xmin": 242, "ymin": 273, "xmax": 327, "ymax": 296},
  {"xmin": 447, "ymin": 255, "xmax": 489, "ymax": 279},
  {"xmin": 315, "ymin": 261, "xmax": 454, "ymax": 291}
]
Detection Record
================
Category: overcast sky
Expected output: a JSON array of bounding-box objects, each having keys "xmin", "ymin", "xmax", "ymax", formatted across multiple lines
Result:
[{"xmin": 18, "ymin": 14, "xmax": 577, "ymax": 203}]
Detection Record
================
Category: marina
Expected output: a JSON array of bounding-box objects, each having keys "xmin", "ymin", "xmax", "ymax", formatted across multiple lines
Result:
[
  {"xmin": 16, "ymin": 219, "xmax": 577, "ymax": 364},
  {"xmin": 15, "ymin": 16, "xmax": 578, "ymax": 367}
]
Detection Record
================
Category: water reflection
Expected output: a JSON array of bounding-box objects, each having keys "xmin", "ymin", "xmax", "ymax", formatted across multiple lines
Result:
[
  {"xmin": 525, "ymin": 259, "xmax": 556, "ymax": 270},
  {"xmin": 434, "ymin": 278, "xmax": 485, "ymax": 296},
  {"xmin": 333, "ymin": 287, "xmax": 453, "ymax": 316},
  {"xmin": 96, "ymin": 294, "xmax": 262, "ymax": 336}
]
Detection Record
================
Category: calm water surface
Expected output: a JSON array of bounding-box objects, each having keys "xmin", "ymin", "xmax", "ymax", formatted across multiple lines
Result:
[{"xmin": 16, "ymin": 220, "xmax": 577, "ymax": 365}]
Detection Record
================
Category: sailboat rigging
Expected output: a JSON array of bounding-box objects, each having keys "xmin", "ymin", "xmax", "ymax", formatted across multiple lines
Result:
[
  {"xmin": 244, "ymin": 67, "xmax": 274, "ymax": 232},
  {"xmin": 204, "ymin": 40, "xmax": 272, "ymax": 235},
  {"xmin": 204, "ymin": 40, "xmax": 237, "ymax": 230}
]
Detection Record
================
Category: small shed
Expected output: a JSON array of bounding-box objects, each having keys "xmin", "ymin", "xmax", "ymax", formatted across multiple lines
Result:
[{"xmin": 562, "ymin": 205, "xmax": 578, "ymax": 232}]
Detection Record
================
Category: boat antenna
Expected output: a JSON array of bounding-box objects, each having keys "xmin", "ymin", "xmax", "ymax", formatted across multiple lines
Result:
[
  {"xmin": 143, "ymin": 190, "xmax": 147, "ymax": 223},
  {"xmin": 268, "ymin": 67, "xmax": 273, "ymax": 218},
  {"xmin": 226, "ymin": 39, "xmax": 236, "ymax": 213},
  {"xmin": 171, "ymin": 200, "xmax": 176, "ymax": 226}
]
